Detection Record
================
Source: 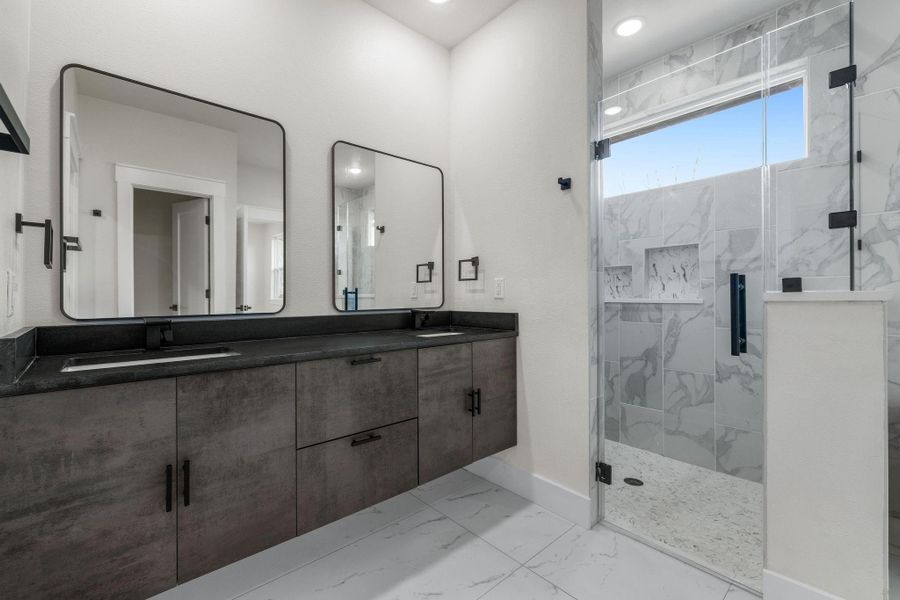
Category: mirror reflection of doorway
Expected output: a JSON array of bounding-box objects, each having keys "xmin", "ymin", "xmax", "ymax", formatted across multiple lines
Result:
[
  {"xmin": 132, "ymin": 189, "xmax": 210, "ymax": 316},
  {"xmin": 236, "ymin": 205, "xmax": 284, "ymax": 313}
]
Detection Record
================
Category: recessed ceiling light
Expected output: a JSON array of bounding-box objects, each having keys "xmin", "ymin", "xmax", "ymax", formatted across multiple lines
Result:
[
  {"xmin": 347, "ymin": 167, "xmax": 362, "ymax": 175},
  {"xmin": 428, "ymin": 0, "xmax": 452, "ymax": 4},
  {"xmin": 604, "ymin": 105, "xmax": 623, "ymax": 116},
  {"xmin": 615, "ymin": 17, "xmax": 644, "ymax": 37}
]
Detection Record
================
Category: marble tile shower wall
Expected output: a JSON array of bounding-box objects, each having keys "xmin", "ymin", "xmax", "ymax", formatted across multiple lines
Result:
[
  {"xmin": 600, "ymin": 0, "xmax": 855, "ymax": 484},
  {"xmin": 603, "ymin": 171, "xmax": 764, "ymax": 484}
]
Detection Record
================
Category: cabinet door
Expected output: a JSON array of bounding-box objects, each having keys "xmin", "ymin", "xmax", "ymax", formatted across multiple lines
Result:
[
  {"xmin": 0, "ymin": 380, "xmax": 177, "ymax": 600},
  {"xmin": 473, "ymin": 338, "xmax": 517, "ymax": 461},
  {"xmin": 297, "ymin": 419, "xmax": 418, "ymax": 534},
  {"xmin": 297, "ymin": 349, "xmax": 417, "ymax": 447},
  {"xmin": 418, "ymin": 344, "xmax": 473, "ymax": 484},
  {"xmin": 176, "ymin": 364, "xmax": 296, "ymax": 582}
]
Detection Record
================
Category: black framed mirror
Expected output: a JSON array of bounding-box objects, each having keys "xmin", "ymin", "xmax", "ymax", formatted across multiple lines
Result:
[
  {"xmin": 332, "ymin": 141, "xmax": 444, "ymax": 311},
  {"xmin": 59, "ymin": 64, "xmax": 286, "ymax": 320}
]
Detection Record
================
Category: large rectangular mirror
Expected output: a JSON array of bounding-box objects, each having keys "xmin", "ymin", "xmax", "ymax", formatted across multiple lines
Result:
[
  {"xmin": 332, "ymin": 141, "xmax": 443, "ymax": 311},
  {"xmin": 60, "ymin": 65, "xmax": 285, "ymax": 320}
]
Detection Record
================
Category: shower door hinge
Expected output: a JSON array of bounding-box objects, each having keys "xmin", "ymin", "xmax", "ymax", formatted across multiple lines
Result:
[
  {"xmin": 595, "ymin": 461, "xmax": 612, "ymax": 485},
  {"xmin": 205, "ymin": 215, "xmax": 210, "ymax": 225},
  {"xmin": 829, "ymin": 65, "xmax": 857, "ymax": 89},
  {"xmin": 593, "ymin": 139, "xmax": 610, "ymax": 161},
  {"xmin": 828, "ymin": 209, "xmax": 858, "ymax": 229},
  {"xmin": 857, "ymin": 150, "xmax": 863, "ymax": 163}
]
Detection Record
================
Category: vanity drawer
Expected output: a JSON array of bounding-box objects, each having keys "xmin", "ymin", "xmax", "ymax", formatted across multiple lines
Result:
[
  {"xmin": 297, "ymin": 419, "xmax": 418, "ymax": 534},
  {"xmin": 296, "ymin": 349, "xmax": 417, "ymax": 447}
]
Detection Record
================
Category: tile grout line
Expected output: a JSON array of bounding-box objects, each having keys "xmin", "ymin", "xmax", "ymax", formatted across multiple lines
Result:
[
  {"xmin": 230, "ymin": 502, "xmax": 434, "ymax": 600},
  {"xmin": 523, "ymin": 566, "xmax": 581, "ymax": 600}
]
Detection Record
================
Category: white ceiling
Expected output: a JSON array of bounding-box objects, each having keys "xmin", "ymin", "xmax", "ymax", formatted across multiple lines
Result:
[
  {"xmin": 361, "ymin": 0, "xmax": 518, "ymax": 48},
  {"xmin": 603, "ymin": 0, "xmax": 789, "ymax": 78}
]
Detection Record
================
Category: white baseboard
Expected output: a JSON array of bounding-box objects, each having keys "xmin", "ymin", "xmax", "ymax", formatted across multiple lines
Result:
[
  {"xmin": 763, "ymin": 570, "xmax": 846, "ymax": 600},
  {"xmin": 465, "ymin": 456, "xmax": 593, "ymax": 529}
]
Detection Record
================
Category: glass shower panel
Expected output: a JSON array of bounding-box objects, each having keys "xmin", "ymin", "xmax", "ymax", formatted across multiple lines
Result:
[
  {"xmin": 764, "ymin": 2, "xmax": 854, "ymax": 292},
  {"xmin": 599, "ymin": 41, "xmax": 766, "ymax": 591}
]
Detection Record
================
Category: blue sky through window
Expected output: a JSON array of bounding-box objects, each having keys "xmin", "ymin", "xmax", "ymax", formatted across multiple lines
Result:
[{"xmin": 603, "ymin": 85, "xmax": 805, "ymax": 197}]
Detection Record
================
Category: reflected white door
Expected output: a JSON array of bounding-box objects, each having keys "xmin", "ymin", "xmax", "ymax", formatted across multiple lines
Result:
[{"xmin": 172, "ymin": 198, "xmax": 209, "ymax": 315}]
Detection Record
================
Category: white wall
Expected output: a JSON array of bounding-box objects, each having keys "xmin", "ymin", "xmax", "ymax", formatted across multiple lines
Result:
[
  {"xmin": 23, "ymin": 0, "xmax": 451, "ymax": 325},
  {"xmin": 764, "ymin": 295, "xmax": 888, "ymax": 600},
  {"xmin": 449, "ymin": 0, "xmax": 591, "ymax": 497},
  {"xmin": 238, "ymin": 163, "xmax": 282, "ymax": 211},
  {"xmin": 0, "ymin": 0, "xmax": 30, "ymax": 336},
  {"xmin": 373, "ymin": 153, "xmax": 442, "ymax": 309}
]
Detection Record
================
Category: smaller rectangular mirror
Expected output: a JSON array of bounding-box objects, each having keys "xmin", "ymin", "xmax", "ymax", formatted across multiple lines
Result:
[
  {"xmin": 60, "ymin": 65, "xmax": 286, "ymax": 320},
  {"xmin": 333, "ymin": 141, "xmax": 443, "ymax": 311}
]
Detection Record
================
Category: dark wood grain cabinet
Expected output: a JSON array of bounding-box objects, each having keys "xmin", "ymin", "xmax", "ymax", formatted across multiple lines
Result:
[
  {"xmin": 0, "ymin": 335, "xmax": 515, "ymax": 598},
  {"xmin": 297, "ymin": 350, "xmax": 416, "ymax": 448},
  {"xmin": 0, "ymin": 380, "xmax": 178, "ymax": 600},
  {"xmin": 176, "ymin": 364, "xmax": 296, "ymax": 582},
  {"xmin": 418, "ymin": 338, "xmax": 517, "ymax": 484},
  {"xmin": 297, "ymin": 419, "xmax": 418, "ymax": 534}
]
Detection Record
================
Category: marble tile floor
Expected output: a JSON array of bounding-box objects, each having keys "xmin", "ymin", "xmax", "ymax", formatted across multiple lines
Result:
[
  {"xmin": 603, "ymin": 440, "xmax": 763, "ymax": 592},
  {"xmin": 153, "ymin": 468, "xmax": 754, "ymax": 600}
]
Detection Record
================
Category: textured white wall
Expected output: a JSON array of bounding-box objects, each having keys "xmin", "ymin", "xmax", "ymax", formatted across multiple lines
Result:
[
  {"xmin": 0, "ymin": 0, "xmax": 29, "ymax": 336},
  {"xmin": 764, "ymin": 296, "xmax": 888, "ymax": 600},
  {"xmin": 449, "ymin": 0, "xmax": 591, "ymax": 496},
  {"xmin": 22, "ymin": 0, "xmax": 451, "ymax": 325}
]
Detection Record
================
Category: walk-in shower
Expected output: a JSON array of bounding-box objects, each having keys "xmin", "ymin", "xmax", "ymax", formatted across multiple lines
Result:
[{"xmin": 596, "ymin": 1, "xmax": 854, "ymax": 592}]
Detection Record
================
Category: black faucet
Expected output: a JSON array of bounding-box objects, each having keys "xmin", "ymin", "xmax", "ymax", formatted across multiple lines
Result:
[
  {"xmin": 145, "ymin": 318, "xmax": 174, "ymax": 351},
  {"xmin": 412, "ymin": 310, "xmax": 434, "ymax": 330}
]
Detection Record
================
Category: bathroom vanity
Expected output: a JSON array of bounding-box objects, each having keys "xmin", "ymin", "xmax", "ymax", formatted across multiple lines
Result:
[{"xmin": 0, "ymin": 311, "xmax": 517, "ymax": 600}]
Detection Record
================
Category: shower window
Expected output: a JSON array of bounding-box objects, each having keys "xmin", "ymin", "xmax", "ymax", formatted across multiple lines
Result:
[{"xmin": 603, "ymin": 83, "xmax": 805, "ymax": 197}]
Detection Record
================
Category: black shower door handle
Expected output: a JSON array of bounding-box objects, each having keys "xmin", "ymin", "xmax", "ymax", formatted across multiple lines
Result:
[{"xmin": 729, "ymin": 273, "xmax": 747, "ymax": 356}]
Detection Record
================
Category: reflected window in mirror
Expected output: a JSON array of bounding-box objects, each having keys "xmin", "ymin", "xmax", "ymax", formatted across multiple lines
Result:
[
  {"xmin": 332, "ymin": 141, "xmax": 443, "ymax": 311},
  {"xmin": 59, "ymin": 65, "xmax": 285, "ymax": 320}
]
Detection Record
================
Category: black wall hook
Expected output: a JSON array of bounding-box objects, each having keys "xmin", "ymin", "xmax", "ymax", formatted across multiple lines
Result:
[
  {"xmin": 15, "ymin": 213, "xmax": 53, "ymax": 269},
  {"xmin": 558, "ymin": 177, "xmax": 572, "ymax": 191}
]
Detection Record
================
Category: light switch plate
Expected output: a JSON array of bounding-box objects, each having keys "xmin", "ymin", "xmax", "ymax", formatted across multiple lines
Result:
[
  {"xmin": 410, "ymin": 283, "xmax": 418, "ymax": 299},
  {"xmin": 494, "ymin": 277, "xmax": 505, "ymax": 299}
]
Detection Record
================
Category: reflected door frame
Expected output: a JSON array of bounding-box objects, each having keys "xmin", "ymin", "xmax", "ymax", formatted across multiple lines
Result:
[
  {"xmin": 114, "ymin": 164, "xmax": 227, "ymax": 318},
  {"xmin": 236, "ymin": 204, "xmax": 284, "ymax": 313}
]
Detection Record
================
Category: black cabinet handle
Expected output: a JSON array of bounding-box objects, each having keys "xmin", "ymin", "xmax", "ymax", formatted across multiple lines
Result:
[
  {"xmin": 165, "ymin": 464, "xmax": 173, "ymax": 513},
  {"xmin": 729, "ymin": 273, "xmax": 748, "ymax": 356},
  {"xmin": 351, "ymin": 433, "xmax": 383, "ymax": 447},
  {"xmin": 182, "ymin": 460, "xmax": 191, "ymax": 507},
  {"xmin": 474, "ymin": 388, "xmax": 482, "ymax": 415},
  {"xmin": 351, "ymin": 357, "xmax": 382, "ymax": 366},
  {"xmin": 467, "ymin": 390, "xmax": 477, "ymax": 415}
]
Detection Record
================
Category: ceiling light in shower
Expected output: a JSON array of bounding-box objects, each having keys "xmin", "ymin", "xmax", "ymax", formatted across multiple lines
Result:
[
  {"xmin": 615, "ymin": 17, "xmax": 644, "ymax": 37},
  {"xmin": 347, "ymin": 167, "xmax": 362, "ymax": 175},
  {"xmin": 428, "ymin": 0, "xmax": 452, "ymax": 4},
  {"xmin": 604, "ymin": 105, "xmax": 623, "ymax": 116}
]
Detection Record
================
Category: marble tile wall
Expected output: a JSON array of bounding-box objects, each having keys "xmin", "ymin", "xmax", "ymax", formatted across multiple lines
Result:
[
  {"xmin": 603, "ymin": 172, "xmax": 765, "ymax": 483},
  {"xmin": 854, "ymin": 0, "xmax": 900, "ymax": 543}
]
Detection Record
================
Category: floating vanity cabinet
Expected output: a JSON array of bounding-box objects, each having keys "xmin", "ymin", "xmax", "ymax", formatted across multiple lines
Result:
[
  {"xmin": 418, "ymin": 339, "xmax": 517, "ymax": 484},
  {"xmin": 472, "ymin": 338, "xmax": 517, "ymax": 461},
  {"xmin": 296, "ymin": 349, "xmax": 417, "ymax": 447},
  {"xmin": 418, "ymin": 343, "xmax": 475, "ymax": 482},
  {"xmin": 176, "ymin": 364, "xmax": 296, "ymax": 582},
  {"xmin": 0, "ymin": 380, "xmax": 178, "ymax": 600},
  {"xmin": 297, "ymin": 419, "xmax": 418, "ymax": 534}
]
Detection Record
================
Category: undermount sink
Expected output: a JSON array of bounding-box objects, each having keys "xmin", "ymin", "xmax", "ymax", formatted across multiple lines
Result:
[
  {"xmin": 415, "ymin": 331, "xmax": 466, "ymax": 338},
  {"xmin": 60, "ymin": 347, "xmax": 239, "ymax": 373}
]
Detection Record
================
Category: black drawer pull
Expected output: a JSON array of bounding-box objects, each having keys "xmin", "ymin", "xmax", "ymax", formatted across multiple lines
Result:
[
  {"xmin": 165, "ymin": 464, "xmax": 173, "ymax": 513},
  {"xmin": 351, "ymin": 433, "xmax": 383, "ymax": 447},
  {"xmin": 474, "ymin": 388, "xmax": 482, "ymax": 415},
  {"xmin": 351, "ymin": 357, "xmax": 382, "ymax": 366},
  {"xmin": 467, "ymin": 390, "xmax": 477, "ymax": 415},
  {"xmin": 182, "ymin": 460, "xmax": 191, "ymax": 507}
]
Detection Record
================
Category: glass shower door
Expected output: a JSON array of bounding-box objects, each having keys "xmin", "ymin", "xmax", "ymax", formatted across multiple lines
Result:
[{"xmin": 597, "ymin": 2, "xmax": 854, "ymax": 592}]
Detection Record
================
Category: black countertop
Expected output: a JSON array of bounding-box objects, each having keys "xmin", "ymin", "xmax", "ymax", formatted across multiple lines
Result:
[{"xmin": 0, "ymin": 322, "xmax": 517, "ymax": 398}]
